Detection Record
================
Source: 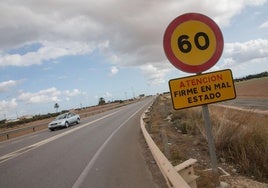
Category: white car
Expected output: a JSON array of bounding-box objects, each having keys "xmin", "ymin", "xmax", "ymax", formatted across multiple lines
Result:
[{"xmin": 48, "ymin": 112, "xmax": 80, "ymax": 131}]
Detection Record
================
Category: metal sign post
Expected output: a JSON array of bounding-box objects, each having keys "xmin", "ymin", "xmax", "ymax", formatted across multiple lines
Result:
[
  {"xmin": 202, "ymin": 104, "xmax": 219, "ymax": 183},
  {"xmin": 163, "ymin": 13, "xmax": 230, "ymax": 186}
]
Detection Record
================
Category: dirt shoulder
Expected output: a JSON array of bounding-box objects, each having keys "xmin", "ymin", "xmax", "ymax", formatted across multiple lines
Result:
[{"xmin": 143, "ymin": 94, "xmax": 268, "ymax": 188}]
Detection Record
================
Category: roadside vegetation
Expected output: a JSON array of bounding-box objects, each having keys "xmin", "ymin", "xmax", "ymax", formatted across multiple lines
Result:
[
  {"xmin": 234, "ymin": 71, "xmax": 268, "ymax": 82},
  {"xmin": 146, "ymin": 73, "xmax": 268, "ymax": 186},
  {"xmin": 172, "ymin": 105, "xmax": 267, "ymax": 181},
  {"xmin": 147, "ymin": 95, "xmax": 268, "ymax": 186},
  {"xmin": 210, "ymin": 105, "xmax": 268, "ymax": 182}
]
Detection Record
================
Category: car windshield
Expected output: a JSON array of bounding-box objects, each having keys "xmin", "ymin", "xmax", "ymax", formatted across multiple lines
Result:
[{"xmin": 55, "ymin": 114, "xmax": 67, "ymax": 120}]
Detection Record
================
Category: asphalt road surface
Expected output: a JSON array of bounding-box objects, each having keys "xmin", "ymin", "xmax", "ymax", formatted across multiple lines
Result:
[
  {"xmin": 220, "ymin": 98, "xmax": 268, "ymax": 111},
  {"xmin": 0, "ymin": 97, "xmax": 160, "ymax": 188}
]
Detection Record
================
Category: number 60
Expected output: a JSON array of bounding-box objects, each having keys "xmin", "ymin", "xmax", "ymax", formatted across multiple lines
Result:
[{"xmin": 178, "ymin": 32, "xmax": 209, "ymax": 53}]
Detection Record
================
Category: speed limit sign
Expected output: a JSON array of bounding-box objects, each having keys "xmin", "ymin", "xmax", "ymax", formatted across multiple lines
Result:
[{"xmin": 163, "ymin": 13, "xmax": 224, "ymax": 73}]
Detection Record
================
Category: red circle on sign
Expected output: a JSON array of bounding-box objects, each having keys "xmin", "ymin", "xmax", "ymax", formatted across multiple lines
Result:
[{"xmin": 163, "ymin": 13, "xmax": 224, "ymax": 73}]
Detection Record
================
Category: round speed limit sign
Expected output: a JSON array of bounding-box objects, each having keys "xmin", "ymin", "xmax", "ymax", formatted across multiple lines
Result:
[{"xmin": 163, "ymin": 13, "xmax": 224, "ymax": 73}]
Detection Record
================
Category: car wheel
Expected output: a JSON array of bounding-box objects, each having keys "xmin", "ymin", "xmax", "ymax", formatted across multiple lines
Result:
[
  {"xmin": 65, "ymin": 122, "xmax": 69, "ymax": 128},
  {"xmin": 76, "ymin": 118, "xmax": 80, "ymax": 124},
  {"xmin": 50, "ymin": 128, "xmax": 54, "ymax": 131}
]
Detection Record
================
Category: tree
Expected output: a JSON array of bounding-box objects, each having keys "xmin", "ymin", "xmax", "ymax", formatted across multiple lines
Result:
[
  {"xmin": 98, "ymin": 97, "xmax": 105, "ymax": 105},
  {"xmin": 54, "ymin": 103, "xmax": 59, "ymax": 112}
]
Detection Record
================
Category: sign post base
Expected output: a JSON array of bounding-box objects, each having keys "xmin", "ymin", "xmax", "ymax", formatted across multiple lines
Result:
[{"xmin": 202, "ymin": 104, "xmax": 220, "ymax": 186}]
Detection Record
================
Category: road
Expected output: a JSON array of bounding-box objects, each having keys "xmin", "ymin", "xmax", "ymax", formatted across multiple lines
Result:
[
  {"xmin": 0, "ymin": 97, "xmax": 159, "ymax": 188},
  {"xmin": 220, "ymin": 98, "xmax": 268, "ymax": 111}
]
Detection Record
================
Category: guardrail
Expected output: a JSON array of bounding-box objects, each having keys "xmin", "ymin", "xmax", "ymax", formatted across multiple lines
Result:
[
  {"xmin": 140, "ymin": 108, "xmax": 198, "ymax": 188},
  {"xmin": 0, "ymin": 109, "xmax": 107, "ymax": 141},
  {"xmin": 0, "ymin": 102, "xmax": 132, "ymax": 141},
  {"xmin": 0, "ymin": 123, "xmax": 47, "ymax": 140}
]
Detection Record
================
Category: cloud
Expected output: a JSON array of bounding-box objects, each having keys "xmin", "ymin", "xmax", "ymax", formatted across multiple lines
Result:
[
  {"xmin": 1, "ymin": 0, "xmax": 266, "ymax": 57},
  {"xmin": 0, "ymin": 0, "xmax": 267, "ymax": 83},
  {"xmin": 0, "ymin": 41, "xmax": 94, "ymax": 67},
  {"xmin": 110, "ymin": 66, "xmax": 119, "ymax": 75},
  {"xmin": 94, "ymin": 92, "xmax": 113, "ymax": 100},
  {"xmin": 103, "ymin": 92, "xmax": 113, "ymax": 98},
  {"xmin": 64, "ymin": 89, "xmax": 82, "ymax": 97},
  {"xmin": 17, "ymin": 87, "xmax": 61, "ymax": 104},
  {"xmin": 140, "ymin": 62, "xmax": 173, "ymax": 85},
  {"xmin": 0, "ymin": 80, "xmax": 19, "ymax": 92},
  {"xmin": 0, "ymin": 99, "xmax": 17, "ymax": 112},
  {"xmin": 216, "ymin": 39, "xmax": 268, "ymax": 71},
  {"xmin": 16, "ymin": 87, "xmax": 86, "ymax": 105},
  {"xmin": 223, "ymin": 39, "xmax": 268, "ymax": 62},
  {"xmin": 260, "ymin": 21, "xmax": 268, "ymax": 29}
]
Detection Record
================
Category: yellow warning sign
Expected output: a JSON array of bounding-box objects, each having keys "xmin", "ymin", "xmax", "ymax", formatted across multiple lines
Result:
[{"xmin": 169, "ymin": 69, "xmax": 236, "ymax": 110}]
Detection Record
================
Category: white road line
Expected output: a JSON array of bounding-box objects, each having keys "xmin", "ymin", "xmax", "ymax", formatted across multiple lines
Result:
[
  {"xmin": 72, "ymin": 102, "xmax": 149, "ymax": 188},
  {"xmin": 0, "ymin": 110, "xmax": 119, "ymax": 165}
]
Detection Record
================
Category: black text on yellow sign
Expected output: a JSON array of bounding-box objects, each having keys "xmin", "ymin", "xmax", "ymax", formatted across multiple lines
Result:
[{"xmin": 169, "ymin": 69, "xmax": 236, "ymax": 110}]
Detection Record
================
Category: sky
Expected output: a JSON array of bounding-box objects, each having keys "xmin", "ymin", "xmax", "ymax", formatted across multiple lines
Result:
[{"xmin": 0, "ymin": 0, "xmax": 268, "ymax": 119}]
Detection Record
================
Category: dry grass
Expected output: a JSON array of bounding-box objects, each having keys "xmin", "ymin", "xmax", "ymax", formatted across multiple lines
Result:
[
  {"xmin": 147, "ymin": 94, "xmax": 268, "ymax": 186},
  {"xmin": 170, "ymin": 104, "xmax": 268, "ymax": 182},
  {"xmin": 209, "ymin": 105, "xmax": 268, "ymax": 182},
  {"xmin": 171, "ymin": 107, "xmax": 203, "ymax": 135}
]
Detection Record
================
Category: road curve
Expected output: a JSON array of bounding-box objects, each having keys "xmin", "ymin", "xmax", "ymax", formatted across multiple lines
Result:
[{"xmin": 0, "ymin": 97, "xmax": 159, "ymax": 188}]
